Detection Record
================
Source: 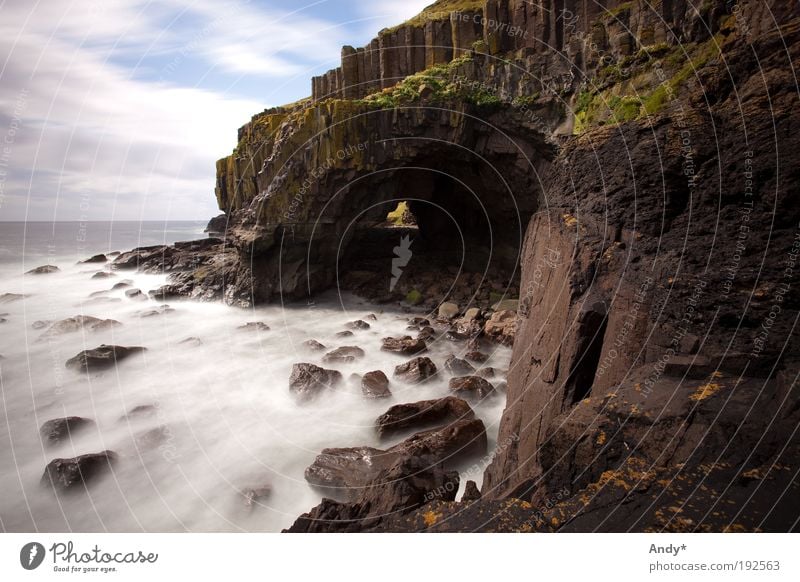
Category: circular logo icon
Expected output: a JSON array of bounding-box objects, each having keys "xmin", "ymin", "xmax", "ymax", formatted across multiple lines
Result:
[{"xmin": 19, "ymin": 542, "xmax": 46, "ymax": 570}]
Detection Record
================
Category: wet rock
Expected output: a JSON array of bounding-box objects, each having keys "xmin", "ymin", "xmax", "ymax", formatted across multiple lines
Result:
[
  {"xmin": 303, "ymin": 418, "xmax": 485, "ymax": 497},
  {"xmin": 462, "ymin": 308, "xmax": 481, "ymax": 322},
  {"xmin": 287, "ymin": 457, "xmax": 459, "ymax": 533},
  {"xmin": 365, "ymin": 314, "xmax": 378, "ymax": 321},
  {"xmin": 124, "ymin": 288, "xmax": 147, "ymax": 301},
  {"xmin": 65, "ymin": 345, "xmax": 147, "ymax": 373},
  {"xmin": 449, "ymin": 376, "xmax": 495, "ymax": 399},
  {"xmin": 39, "ymin": 315, "xmax": 121, "ymax": 339},
  {"xmin": 91, "ymin": 271, "xmax": 115, "ymax": 279},
  {"xmin": 179, "ymin": 337, "xmax": 203, "ymax": 346},
  {"xmin": 445, "ymin": 330, "xmax": 469, "ymax": 342},
  {"xmin": 409, "ymin": 317, "xmax": 430, "ymax": 326},
  {"xmin": 465, "ymin": 350, "xmax": 488, "ymax": 363},
  {"xmin": 120, "ymin": 404, "xmax": 158, "ymax": 420},
  {"xmin": 323, "ymin": 346, "xmax": 365, "ymax": 364},
  {"xmin": 289, "ymin": 363, "xmax": 343, "ymax": 401},
  {"xmin": 444, "ymin": 355, "xmax": 475, "ymax": 376},
  {"xmin": 32, "ymin": 320, "xmax": 51, "ymax": 330},
  {"xmin": 0, "ymin": 293, "xmax": 27, "ymax": 303},
  {"xmin": 393, "ymin": 356, "xmax": 437, "ymax": 384},
  {"xmin": 375, "ymin": 396, "xmax": 475, "ymax": 440},
  {"xmin": 238, "ymin": 321, "xmax": 270, "ymax": 332},
  {"xmin": 462, "ymin": 480, "xmax": 482, "ymax": 502},
  {"xmin": 438, "ymin": 302, "xmax": 459, "ymax": 319},
  {"xmin": 135, "ymin": 425, "xmax": 171, "ymax": 448},
  {"xmin": 303, "ymin": 339, "xmax": 326, "ymax": 351},
  {"xmin": 241, "ymin": 485, "xmax": 272, "ymax": 507},
  {"xmin": 39, "ymin": 417, "xmax": 94, "ymax": 447},
  {"xmin": 82, "ymin": 254, "xmax": 108, "ymax": 264},
  {"xmin": 205, "ymin": 214, "xmax": 228, "ymax": 235},
  {"xmin": 111, "ymin": 279, "xmax": 134, "ymax": 290},
  {"xmin": 484, "ymin": 310, "xmax": 517, "ymax": 345},
  {"xmin": 345, "ymin": 319, "xmax": 371, "ymax": 330},
  {"xmin": 381, "ymin": 336, "xmax": 427, "ymax": 355},
  {"xmin": 135, "ymin": 305, "xmax": 175, "ymax": 318},
  {"xmin": 335, "ymin": 330, "xmax": 354, "ymax": 338},
  {"xmin": 476, "ymin": 367, "xmax": 496, "ymax": 379},
  {"xmin": 41, "ymin": 451, "xmax": 117, "ymax": 492},
  {"xmin": 417, "ymin": 326, "xmax": 436, "ymax": 341},
  {"xmin": 26, "ymin": 265, "xmax": 59, "ymax": 275},
  {"xmin": 361, "ymin": 370, "xmax": 391, "ymax": 398}
]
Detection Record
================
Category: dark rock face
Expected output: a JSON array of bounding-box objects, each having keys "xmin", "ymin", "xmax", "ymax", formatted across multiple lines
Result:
[
  {"xmin": 393, "ymin": 356, "xmax": 438, "ymax": 384},
  {"xmin": 462, "ymin": 480, "xmax": 481, "ymax": 502},
  {"xmin": 289, "ymin": 363, "xmax": 343, "ymax": 401},
  {"xmin": 302, "ymin": 339, "xmax": 326, "ymax": 351},
  {"xmin": 345, "ymin": 320, "xmax": 370, "ymax": 330},
  {"xmin": 381, "ymin": 336, "xmax": 427, "ymax": 355},
  {"xmin": 26, "ymin": 265, "xmax": 59, "ymax": 275},
  {"xmin": 41, "ymin": 451, "xmax": 116, "ymax": 493},
  {"xmin": 322, "ymin": 346, "xmax": 365, "ymax": 364},
  {"xmin": 375, "ymin": 396, "xmax": 475, "ymax": 440},
  {"xmin": 39, "ymin": 417, "xmax": 94, "ymax": 447},
  {"xmin": 205, "ymin": 214, "xmax": 228, "ymax": 234},
  {"xmin": 82, "ymin": 254, "xmax": 108, "ymax": 264},
  {"xmin": 449, "ymin": 376, "xmax": 495, "ymax": 399},
  {"xmin": 65, "ymin": 345, "xmax": 146, "ymax": 373},
  {"xmin": 361, "ymin": 370, "xmax": 391, "ymax": 398},
  {"xmin": 444, "ymin": 355, "xmax": 475, "ymax": 376}
]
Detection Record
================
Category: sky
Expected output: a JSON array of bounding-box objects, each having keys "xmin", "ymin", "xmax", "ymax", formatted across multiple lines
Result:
[{"xmin": 0, "ymin": 0, "xmax": 432, "ymax": 222}]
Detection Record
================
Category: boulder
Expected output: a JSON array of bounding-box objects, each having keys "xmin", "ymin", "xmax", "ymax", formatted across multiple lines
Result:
[
  {"xmin": 26, "ymin": 265, "xmax": 59, "ymax": 275},
  {"xmin": 40, "ymin": 315, "xmax": 121, "ymax": 339},
  {"xmin": 32, "ymin": 320, "xmax": 51, "ymax": 330},
  {"xmin": 444, "ymin": 355, "xmax": 475, "ymax": 376},
  {"xmin": 476, "ymin": 367, "xmax": 496, "ymax": 379},
  {"xmin": 124, "ymin": 288, "xmax": 147, "ymax": 301},
  {"xmin": 179, "ymin": 337, "xmax": 203, "ymax": 346},
  {"xmin": 135, "ymin": 425, "xmax": 171, "ymax": 448},
  {"xmin": 41, "ymin": 451, "xmax": 117, "ymax": 492},
  {"xmin": 241, "ymin": 485, "xmax": 272, "ymax": 507},
  {"xmin": 409, "ymin": 317, "xmax": 430, "ymax": 326},
  {"xmin": 0, "ymin": 293, "xmax": 27, "ymax": 303},
  {"xmin": 39, "ymin": 417, "xmax": 94, "ymax": 446},
  {"xmin": 289, "ymin": 363, "xmax": 343, "ymax": 401},
  {"xmin": 438, "ymin": 302, "xmax": 460, "ymax": 319},
  {"xmin": 336, "ymin": 330, "xmax": 354, "ymax": 338},
  {"xmin": 445, "ymin": 330, "xmax": 470, "ymax": 342},
  {"xmin": 345, "ymin": 320, "xmax": 371, "ymax": 330},
  {"xmin": 462, "ymin": 480, "xmax": 482, "ymax": 501},
  {"xmin": 375, "ymin": 396, "xmax": 474, "ymax": 439},
  {"xmin": 361, "ymin": 370, "xmax": 391, "ymax": 398},
  {"xmin": 91, "ymin": 271, "xmax": 115, "ymax": 279},
  {"xmin": 449, "ymin": 376, "xmax": 496, "ymax": 399},
  {"xmin": 323, "ymin": 346, "xmax": 365, "ymax": 364},
  {"xmin": 135, "ymin": 305, "xmax": 175, "ymax": 318},
  {"xmin": 393, "ymin": 356, "xmax": 437, "ymax": 384},
  {"xmin": 381, "ymin": 336, "xmax": 427, "ymax": 355},
  {"xmin": 303, "ymin": 339, "xmax": 327, "ymax": 351},
  {"xmin": 304, "ymin": 446, "xmax": 386, "ymax": 493},
  {"xmin": 111, "ymin": 279, "xmax": 134, "ymax": 290},
  {"xmin": 238, "ymin": 321, "xmax": 270, "ymax": 331},
  {"xmin": 462, "ymin": 307, "xmax": 481, "ymax": 322},
  {"xmin": 120, "ymin": 404, "xmax": 158, "ymax": 420},
  {"xmin": 484, "ymin": 309, "xmax": 517, "ymax": 345},
  {"xmin": 82, "ymin": 254, "xmax": 108, "ymax": 264},
  {"xmin": 492, "ymin": 299, "xmax": 519, "ymax": 311},
  {"xmin": 65, "ymin": 345, "xmax": 147, "ymax": 373},
  {"xmin": 205, "ymin": 214, "xmax": 228, "ymax": 234},
  {"xmin": 465, "ymin": 350, "xmax": 488, "ymax": 363},
  {"xmin": 417, "ymin": 326, "xmax": 436, "ymax": 341},
  {"xmin": 365, "ymin": 314, "xmax": 378, "ymax": 321}
]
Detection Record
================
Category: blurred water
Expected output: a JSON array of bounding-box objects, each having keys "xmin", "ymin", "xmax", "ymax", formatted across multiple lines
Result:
[{"xmin": 0, "ymin": 221, "xmax": 509, "ymax": 532}]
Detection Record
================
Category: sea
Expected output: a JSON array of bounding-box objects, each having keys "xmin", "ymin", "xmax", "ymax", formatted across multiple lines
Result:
[{"xmin": 0, "ymin": 221, "xmax": 509, "ymax": 532}]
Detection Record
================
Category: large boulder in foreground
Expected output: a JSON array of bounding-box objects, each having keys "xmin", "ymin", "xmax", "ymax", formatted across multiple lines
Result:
[
  {"xmin": 39, "ymin": 417, "xmax": 94, "ymax": 447},
  {"xmin": 41, "ymin": 451, "xmax": 117, "ymax": 492},
  {"xmin": 289, "ymin": 363, "xmax": 343, "ymax": 401},
  {"xmin": 65, "ymin": 345, "xmax": 146, "ymax": 373},
  {"xmin": 375, "ymin": 396, "xmax": 474, "ymax": 440}
]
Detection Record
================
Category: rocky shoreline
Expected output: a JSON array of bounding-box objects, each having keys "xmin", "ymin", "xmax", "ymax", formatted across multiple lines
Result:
[{"xmin": 20, "ymin": 0, "xmax": 800, "ymax": 532}]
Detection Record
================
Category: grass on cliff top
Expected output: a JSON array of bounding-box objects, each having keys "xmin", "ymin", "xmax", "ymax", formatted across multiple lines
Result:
[
  {"xmin": 359, "ymin": 54, "xmax": 502, "ymax": 109},
  {"xmin": 386, "ymin": 0, "xmax": 484, "ymax": 32},
  {"xmin": 573, "ymin": 36, "xmax": 722, "ymax": 134}
]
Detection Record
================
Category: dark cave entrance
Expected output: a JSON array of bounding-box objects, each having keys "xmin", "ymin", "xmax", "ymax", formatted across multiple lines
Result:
[
  {"xmin": 566, "ymin": 307, "xmax": 609, "ymax": 404},
  {"xmin": 337, "ymin": 164, "xmax": 529, "ymax": 307}
]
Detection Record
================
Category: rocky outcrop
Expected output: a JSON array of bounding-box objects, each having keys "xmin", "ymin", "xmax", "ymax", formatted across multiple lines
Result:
[
  {"xmin": 375, "ymin": 396, "xmax": 475, "ymax": 439},
  {"xmin": 65, "ymin": 345, "xmax": 147, "ymax": 373},
  {"xmin": 41, "ymin": 451, "xmax": 117, "ymax": 493},
  {"xmin": 288, "ymin": 363, "xmax": 343, "ymax": 401},
  {"xmin": 393, "ymin": 356, "xmax": 438, "ymax": 384},
  {"xmin": 39, "ymin": 417, "xmax": 94, "ymax": 447}
]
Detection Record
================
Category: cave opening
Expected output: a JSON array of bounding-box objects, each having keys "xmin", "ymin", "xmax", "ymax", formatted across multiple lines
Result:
[
  {"xmin": 337, "ymin": 164, "xmax": 528, "ymax": 308},
  {"xmin": 567, "ymin": 308, "xmax": 609, "ymax": 404}
]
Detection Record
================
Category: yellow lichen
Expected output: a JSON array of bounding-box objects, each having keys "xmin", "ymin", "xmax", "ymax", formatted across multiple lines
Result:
[{"xmin": 689, "ymin": 382, "xmax": 724, "ymax": 402}]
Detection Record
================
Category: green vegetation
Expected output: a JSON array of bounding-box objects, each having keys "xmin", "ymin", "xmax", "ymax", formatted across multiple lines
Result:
[
  {"xmin": 405, "ymin": 289, "xmax": 423, "ymax": 304},
  {"xmin": 389, "ymin": 0, "xmax": 485, "ymax": 30},
  {"xmin": 360, "ymin": 55, "xmax": 502, "ymax": 109}
]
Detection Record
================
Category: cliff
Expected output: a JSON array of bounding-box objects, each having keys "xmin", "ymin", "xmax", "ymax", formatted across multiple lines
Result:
[{"xmin": 138, "ymin": 0, "xmax": 800, "ymax": 531}]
